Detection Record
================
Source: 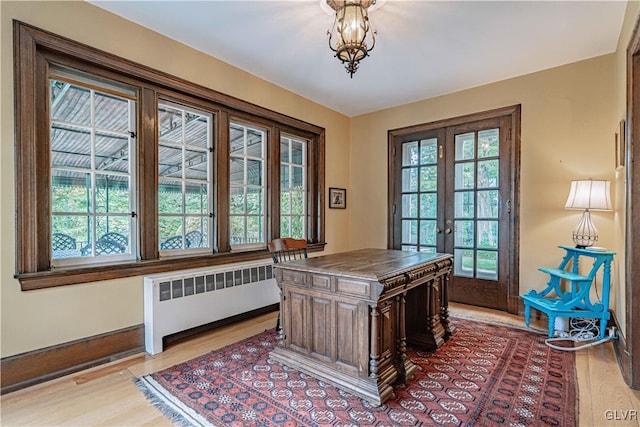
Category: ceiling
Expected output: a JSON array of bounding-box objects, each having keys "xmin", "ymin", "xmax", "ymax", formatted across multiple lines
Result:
[{"xmin": 89, "ymin": 0, "xmax": 627, "ymax": 117}]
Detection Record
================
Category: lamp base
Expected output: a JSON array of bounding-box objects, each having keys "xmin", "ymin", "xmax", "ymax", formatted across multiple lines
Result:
[{"xmin": 572, "ymin": 210, "xmax": 598, "ymax": 248}]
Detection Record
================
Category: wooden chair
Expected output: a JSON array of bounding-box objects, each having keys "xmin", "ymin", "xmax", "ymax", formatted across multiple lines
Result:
[
  {"xmin": 268, "ymin": 238, "xmax": 308, "ymax": 264},
  {"xmin": 268, "ymin": 238, "xmax": 308, "ymax": 330}
]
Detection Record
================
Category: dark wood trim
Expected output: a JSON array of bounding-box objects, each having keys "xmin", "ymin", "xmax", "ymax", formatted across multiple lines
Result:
[
  {"xmin": 16, "ymin": 243, "xmax": 327, "ymax": 291},
  {"xmin": 138, "ymin": 87, "xmax": 159, "ymax": 260},
  {"xmin": 216, "ymin": 111, "xmax": 231, "ymax": 253},
  {"xmin": 14, "ymin": 22, "xmax": 39, "ymax": 274},
  {"xmin": 625, "ymin": 13, "xmax": 640, "ymax": 389},
  {"xmin": 13, "ymin": 20, "xmax": 327, "ymax": 289},
  {"xmin": 507, "ymin": 106, "xmax": 522, "ymax": 314},
  {"xmin": 270, "ymin": 127, "xmax": 282, "ymax": 240},
  {"xmin": 388, "ymin": 105, "xmax": 522, "ymax": 139},
  {"xmin": 1, "ymin": 325, "xmax": 144, "ymax": 394}
]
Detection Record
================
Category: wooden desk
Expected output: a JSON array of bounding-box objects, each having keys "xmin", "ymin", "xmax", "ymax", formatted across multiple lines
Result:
[{"xmin": 269, "ymin": 248, "xmax": 454, "ymax": 406}]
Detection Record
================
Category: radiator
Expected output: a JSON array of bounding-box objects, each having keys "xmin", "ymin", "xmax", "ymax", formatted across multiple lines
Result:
[{"xmin": 143, "ymin": 259, "xmax": 279, "ymax": 355}]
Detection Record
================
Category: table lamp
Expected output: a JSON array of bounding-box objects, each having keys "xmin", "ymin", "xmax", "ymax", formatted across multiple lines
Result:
[{"xmin": 564, "ymin": 179, "xmax": 612, "ymax": 248}]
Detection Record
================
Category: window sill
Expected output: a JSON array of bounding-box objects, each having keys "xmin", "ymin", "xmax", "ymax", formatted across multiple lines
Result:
[{"xmin": 16, "ymin": 242, "xmax": 327, "ymax": 291}]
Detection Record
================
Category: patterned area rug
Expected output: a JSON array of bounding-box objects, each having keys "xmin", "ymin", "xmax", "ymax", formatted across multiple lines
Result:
[{"xmin": 134, "ymin": 318, "xmax": 577, "ymax": 426}]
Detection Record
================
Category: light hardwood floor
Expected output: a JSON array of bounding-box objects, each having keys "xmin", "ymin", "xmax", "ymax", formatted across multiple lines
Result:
[{"xmin": 1, "ymin": 304, "xmax": 639, "ymax": 426}]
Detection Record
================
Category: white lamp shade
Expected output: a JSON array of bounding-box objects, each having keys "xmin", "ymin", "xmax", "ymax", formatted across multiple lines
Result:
[{"xmin": 564, "ymin": 180, "xmax": 612, "ymax": 211}]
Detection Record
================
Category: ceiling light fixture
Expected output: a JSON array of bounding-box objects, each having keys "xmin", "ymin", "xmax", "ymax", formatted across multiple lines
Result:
[{"xmin": 326, "ymin": 0, "xmax": 377, "ymax": 77}]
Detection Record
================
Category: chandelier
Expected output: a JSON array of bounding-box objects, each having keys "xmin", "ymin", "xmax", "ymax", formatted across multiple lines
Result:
[{"xmin": 326, "ymin": 0, "xmax": 377, "ymax": 77}]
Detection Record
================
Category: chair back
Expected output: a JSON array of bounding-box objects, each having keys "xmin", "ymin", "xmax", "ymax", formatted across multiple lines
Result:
[
  {"xmin": 52, "ymin": 233, "xmax": 77, "ymax": 251},
  {"xmin": 268, "ymin": 238, "xmax": 308, "ymax": 264}
]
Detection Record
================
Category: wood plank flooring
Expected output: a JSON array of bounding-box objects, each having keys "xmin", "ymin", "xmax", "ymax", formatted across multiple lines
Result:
[{"xmin": 2, "ymin": 304, "xmax": 639, "ymax": 426}]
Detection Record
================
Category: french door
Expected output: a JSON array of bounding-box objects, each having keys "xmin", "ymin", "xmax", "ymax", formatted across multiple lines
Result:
[{"xmin": 388, "ymin": 106, "xmax": 520, "ymax": 312}]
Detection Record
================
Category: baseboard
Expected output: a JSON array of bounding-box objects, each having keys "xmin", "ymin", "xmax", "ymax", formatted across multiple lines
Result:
[
  {"xmin": 609, "ymin": 310, "xmax": 632, "ymax": 384},
  {"xmin": 1, "ymin": 325, "xmax": 144, "ymax": 395}
]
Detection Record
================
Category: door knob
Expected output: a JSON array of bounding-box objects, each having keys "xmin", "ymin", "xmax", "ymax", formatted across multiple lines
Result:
[
  {"xmin": 436, "ymin": 228, "xmax": 442, "ymax": 234},
  {"xmin": 445, "ymin": 228, "xmax": 452, "ymax": 234}
]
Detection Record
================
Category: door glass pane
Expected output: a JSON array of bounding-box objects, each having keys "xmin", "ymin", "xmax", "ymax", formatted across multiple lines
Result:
[
  {"xmin": 420, "ymin": 166, "xmax": 437, "ymax": 191},
  {"xmin": 455, "ymin": 220, "xmax": 474, "ymax": 247},
  {"xmin": 476, "ymin": 250, "xmax": 498, "ymax": 280},
  {"xmin": 402, "ymin": 220, "xmax": 418, "ymax": 244},
  {"xmin": 478, "ymin": 129, "xmax": 499, "ymax": 158},
  {"xmin": 402, "ymin": 168, "xmax": 418, "ymax": 192},
  {"xmin": 455, "ymin": 162, "xmax": 475, "ymax": 189},
  {"xmin": 420, "ymin": 138, "xmax": 437, "ymax": 164},
  {"xmin": 420, "ymin": 193, "xmax": 437, "ymax": 218},
  {"xmin": 419, "ymin": 246, "xmax": 436, "ymax": 254},
  {"xmin": 402, "ymin": 194, "xmax": 418, "ymax": 218},
  {"xmin": 402, "ymin": 141, "xmax": 419, "ymax": 166},
  {"xmin": 455, "ymin": 132, "xmax": 475, "ymax": 160},
  {"xmin": 420, "ymin": 220, "xmax": 437, "ymax": 246},
  {"xmin": 477, "ymin": 159, "xmax": 499, "ymax": 188},
  {"xmin": 477, "ymin": 190, "xmax": 499, "ymax": 218},
  {"xmin": 454, "ymin": 249, "xmax": 474, "ymax": 277},
  {"xmin": 455, "ymin": 191, "xmax": 474, "ymax": 218},
  {"xmin": 477, "ymin": 220, "xmax": 498, "ymax": 249},
  {"xmin": 402, "ymin": 245, "xmax": 417, "ymax": 252}
]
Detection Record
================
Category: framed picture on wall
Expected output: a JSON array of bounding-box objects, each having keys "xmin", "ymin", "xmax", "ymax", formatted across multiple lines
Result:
[
  {"xmin": 616, "ymin": 119, "xmax": 626, "ymax": 170},
  {"xmin": 329, "ymin": 187, "xmax": 346, "ymax": 209}
]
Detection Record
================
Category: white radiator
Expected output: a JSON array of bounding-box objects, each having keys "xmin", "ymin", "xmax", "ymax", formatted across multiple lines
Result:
[{"xmin": 143, "ymin": 259, "xmax": 279, "ymax": 355}]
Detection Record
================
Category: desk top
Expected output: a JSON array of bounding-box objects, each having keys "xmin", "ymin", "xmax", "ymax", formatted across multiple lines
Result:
[{"xmin": 274, "ymin": 248, "xmax": 452, "ymax": 281}]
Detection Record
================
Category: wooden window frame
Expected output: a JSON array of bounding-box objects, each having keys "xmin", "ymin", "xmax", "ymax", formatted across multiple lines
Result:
[{"xmin": 13, "ymin": 21, "xmax": 325, "ymax": 291}]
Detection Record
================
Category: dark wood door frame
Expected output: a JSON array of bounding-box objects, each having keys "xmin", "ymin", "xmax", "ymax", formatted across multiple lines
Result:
[
  {"xmin": 387, "ymin": 105, "xmax": 521, "ymax": 314},
  {"xmin": 621, "ymin": 16, "xmax": 640, "ymax": 390}
]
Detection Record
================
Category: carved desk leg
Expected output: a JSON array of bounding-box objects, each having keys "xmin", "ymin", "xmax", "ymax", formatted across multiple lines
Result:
[
  {"xmin": 369, "ymin": 304, "xmax": 380, "ymax": 380},
  {"xmin": 396, "ymin": 291, "xmax": 416, "ymax": 383},
  {"xmin": 439, "ymin": 270, "xmax": 457, "ymax": 338}
]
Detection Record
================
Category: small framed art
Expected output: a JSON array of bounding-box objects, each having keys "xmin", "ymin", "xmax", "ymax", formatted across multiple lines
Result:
[
  {"xmin": 329, "ymin": 187, "xmax": 346, "ymax": 209},
  {"xmin": 616, "ymin": 119, "xmax": 626, "ymax": 170}
]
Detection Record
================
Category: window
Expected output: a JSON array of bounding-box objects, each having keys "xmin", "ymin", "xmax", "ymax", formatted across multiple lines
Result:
[
  {"xmin": 229, "ymin": 122, "xmax": 266, "ymax": 249},
  {"xmin": 280, "ymin": 135, "xmax": 307, "ymax": 239},
  {"xmin": 14, "ymin": 21, "xmax": 325, "ymax": 290},
  {"xmin": 158, "ymin": 102, "xmax": 214, "ymax": 254},
  {"xmin": 49, "ymin": 67, "xmax": 137, "ymax": 266}
]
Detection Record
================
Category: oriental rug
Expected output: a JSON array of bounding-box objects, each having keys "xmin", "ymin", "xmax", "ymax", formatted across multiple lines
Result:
[{"xmin": 134, "ymin": 318, "xmax": 577, "ymax": 426}]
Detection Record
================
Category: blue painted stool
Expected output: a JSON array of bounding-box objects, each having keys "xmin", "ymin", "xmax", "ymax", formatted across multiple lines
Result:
[{"xmin": 521, "ymin": 245, "xmax": 615, "ymax": 339}]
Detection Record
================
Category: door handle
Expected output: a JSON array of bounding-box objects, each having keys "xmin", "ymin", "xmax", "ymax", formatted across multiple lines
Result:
[
  {"xmin": 436, "ymin": 228, "xmax": 442, "ymax": 234},
  {"xmin": 445, "ymin": 228, "xmax": 452, "ymax": 234}
]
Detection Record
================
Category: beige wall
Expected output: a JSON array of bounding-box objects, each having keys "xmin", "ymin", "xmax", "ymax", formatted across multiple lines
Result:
[
  {"xmin": 350, "ymin": 55, "xmax": 620, "ymax": 321},
  {"xmin": 0, "ymin": 1, "xmax": 351, "ymax": 357}
]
